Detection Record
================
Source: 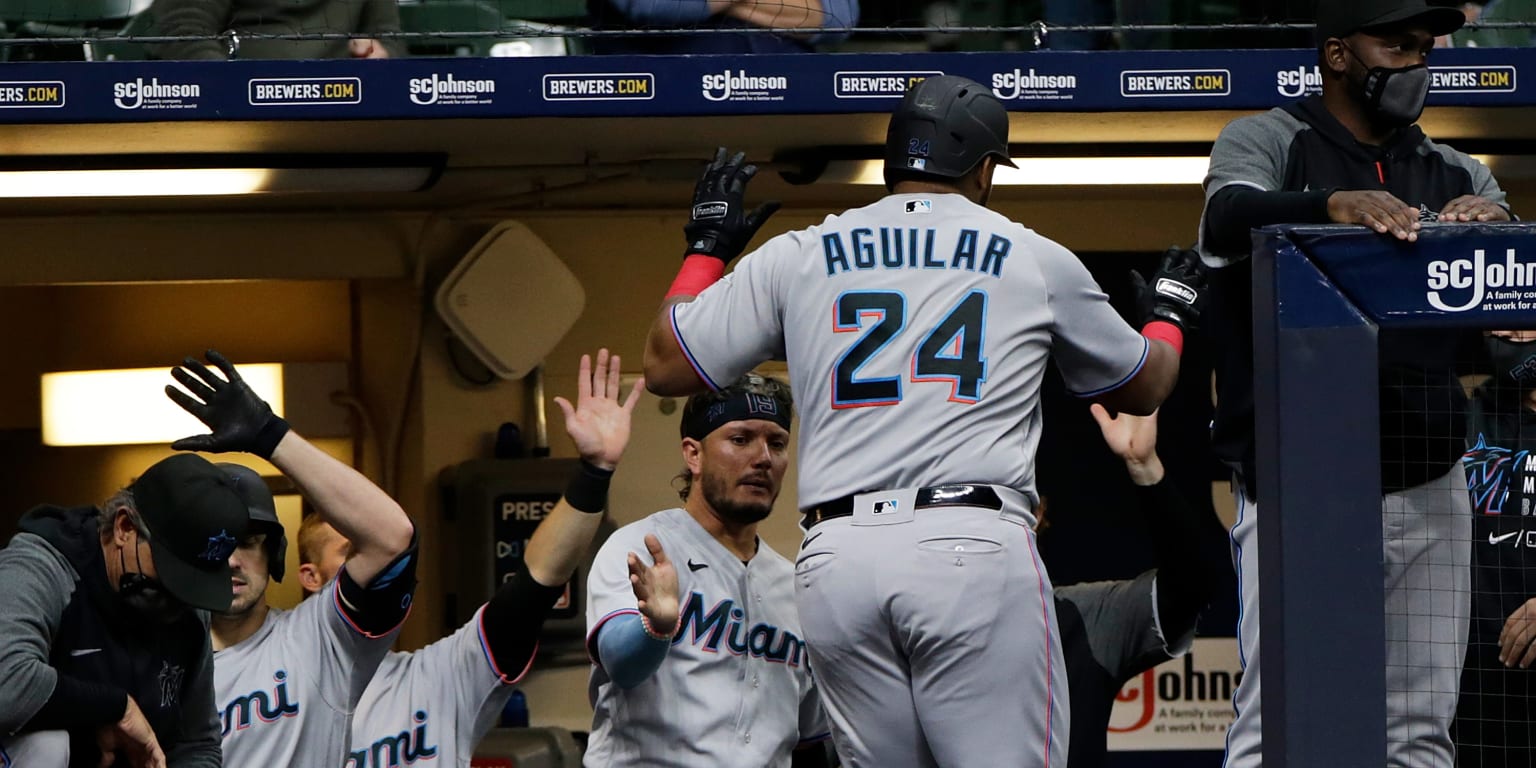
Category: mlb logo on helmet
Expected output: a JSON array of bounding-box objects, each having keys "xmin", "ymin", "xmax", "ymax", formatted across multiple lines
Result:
[
  {"xmin": 873, "ymin": 499, "xmax": 898, "ymax": 514},
  {"xmin": 906, "ymin": 157, "xmax": 927, "ymax": 171}
]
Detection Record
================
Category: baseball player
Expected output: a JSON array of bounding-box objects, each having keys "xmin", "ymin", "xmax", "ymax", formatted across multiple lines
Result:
[
  {"xmin": 163, "ymin": 350, "xmax": 419, "ymax": 767},
  {"xmin": 1454, "ymin": 330, "xmax": 1536, "ymax": 764},
  {"xmin": 1052, "ymin": 405, "xmax": 1232, "ymax": 768},
  {"xmin": 1197, "ymin": 3, "xmax": 1509, "ymax": 765},
  {"xmin": 303, "ymin": 349, "xmax": 640, "ymax": 768},
  {"xmin": 642, "ymin": 76, "xmax": 1201, "ymax": 766},
  {"xmin": 584, "ymin": 373, "xmax": 830, "ymax": 767}
]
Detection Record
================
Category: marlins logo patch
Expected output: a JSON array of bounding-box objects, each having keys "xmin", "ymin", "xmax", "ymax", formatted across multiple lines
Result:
[{"xmin": 202, "ymin": 529, "xmax": 238, "ymax": 562}]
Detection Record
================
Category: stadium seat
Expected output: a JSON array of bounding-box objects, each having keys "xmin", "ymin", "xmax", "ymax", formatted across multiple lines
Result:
[{"xmin": 0, "ymin": 0, "xmax": 138, "ymax": 59}]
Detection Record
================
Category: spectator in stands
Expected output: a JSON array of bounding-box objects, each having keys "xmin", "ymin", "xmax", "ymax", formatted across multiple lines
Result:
[
  {"xmin": 145, "ymin": 0, "xmax": 403, "ymax": 60},
  {"xmin": 586, "ymin": 0, "xmax": 858, "ymax": 54},
  {"xmin": 1454, "ymin": 330, "xmax": 1536, "ymax": 765}
]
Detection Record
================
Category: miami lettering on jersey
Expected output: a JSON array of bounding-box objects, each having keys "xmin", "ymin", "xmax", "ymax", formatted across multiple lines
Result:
[
  {"xmin": 345, "ymin": 710, "xmax": 439, "ymax": 768},
  {"xmin": 822, "ymin": 228, "xmax": 1012, "ymax": 278},
  {"xmin": 675, "ymin": 590, "xmax": 806, "ymax": 666},
  {"xmin": 220, "ymin": 669, "xmax": 300, "ymax": 736}
]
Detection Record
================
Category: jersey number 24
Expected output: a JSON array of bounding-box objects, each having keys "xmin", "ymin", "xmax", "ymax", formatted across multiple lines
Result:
[{"xmin": 832, "ymin": 290, "xmax": 987, "ymax": 408}]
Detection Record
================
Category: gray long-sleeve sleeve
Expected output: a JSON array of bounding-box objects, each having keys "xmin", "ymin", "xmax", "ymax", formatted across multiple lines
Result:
[
  {"xmin": 164, "ymin": 614, "xmax": 221, "ymax": 768},
  {"xmin": 0, "ymin": 534, "xmax": 78, "ymax": 735}
]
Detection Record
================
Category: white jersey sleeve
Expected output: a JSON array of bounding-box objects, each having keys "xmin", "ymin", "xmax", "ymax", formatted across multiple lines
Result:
[
  {"xmin": 348, "ymin": 608, "xmax": 516, "ymax": 768},
  {"xmin": 667, "ymin": 234, "xmax": 799, "ymax": 390},
  {"xmin": 1035, "ymin": 237, "xmax": 1150, "ymax": 397}
]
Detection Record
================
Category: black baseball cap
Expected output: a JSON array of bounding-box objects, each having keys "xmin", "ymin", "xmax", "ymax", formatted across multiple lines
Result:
[
  {"xmin": 128, "ymin": 453, "xmax": 250, "ymax": 613},
  {"xmin": 1315, "ymin": 0, "xmax": 1466, "ymax": 43}
]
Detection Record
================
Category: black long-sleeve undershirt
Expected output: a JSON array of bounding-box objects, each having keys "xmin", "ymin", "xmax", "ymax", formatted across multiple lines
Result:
[
  {"xmin": 1202, "ymin": 185, "xmax": 1334, "ymax": 257},
  {"xmin": 1139, "ymin": 477, "xmax": 1233, "ymax": 640}
]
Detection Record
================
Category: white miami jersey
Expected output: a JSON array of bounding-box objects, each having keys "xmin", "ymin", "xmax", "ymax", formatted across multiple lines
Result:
[
  {"xmin": 348, "ymin": 605, "xmax": 524, "ymax": 768},
  {"xmin": 214, "ymin": 579, "xmax": 399, "ymax": 767},
  {"xmin": 670, "ymin": 192, "xmax": 1149, "ymax": 509},
  {"xmin": 585, "ymin": 508, "xmax": 828, "ymax": 767}
]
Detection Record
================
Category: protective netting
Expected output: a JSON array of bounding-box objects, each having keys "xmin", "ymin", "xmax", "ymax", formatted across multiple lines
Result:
[{"xmin": 2, "ymin": 1, "xmax": 1532, "ymax": 61}]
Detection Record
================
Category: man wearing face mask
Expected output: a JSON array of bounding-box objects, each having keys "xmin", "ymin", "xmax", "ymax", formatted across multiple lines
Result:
[
  {"xmin": 1198, "ymin": 2, "xmax": 1512, "ymax": 766},
  {"xmin": 1455, "ymin": 331, "xmax": 1536, "ymax": 764},
  {"xmin": 0, "ymin": 453, "xmax": 251, "ymax": 768}
]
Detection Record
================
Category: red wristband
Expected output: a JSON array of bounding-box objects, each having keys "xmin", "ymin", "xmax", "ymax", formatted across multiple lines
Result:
[
  {"xmin": 1142, "ymin": 320, "xmax": 1184, "ymax": 356},
  {"xmin": 665, "ymin": 254, "xmax": 726, "ymax": 300}
]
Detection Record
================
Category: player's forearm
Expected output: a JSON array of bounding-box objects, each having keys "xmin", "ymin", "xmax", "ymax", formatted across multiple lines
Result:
[
  {"xmin": 1203, "ymin": 185, "xmax": 1333, "ymax": 256},
  {"xmin": 524, "ymin": 500, "xmax": 605, "ymax": 587},
  {"xmin": 595, "ymin": 614, "xmax": 671, "ymax": 689},
  {"xmin": 644, "ymin": 298, "xmax": 709, "ymax": 396},
  {"xmin": 1094, "ymin": 340, "xmax": 1178, "ymax": 416},
  {"xmin": 267, "ymin": 431, "xmax": 415, "ymax": 586},
  {"xmin": 1141, "ymin": 479, "xmax": 1230, "ymax": 636}
]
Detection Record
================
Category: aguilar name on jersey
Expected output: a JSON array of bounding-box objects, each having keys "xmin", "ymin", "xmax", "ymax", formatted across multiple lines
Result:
[{"xmin": 669, "ymin": 193, "xmax": 1149, "ymax": 511}]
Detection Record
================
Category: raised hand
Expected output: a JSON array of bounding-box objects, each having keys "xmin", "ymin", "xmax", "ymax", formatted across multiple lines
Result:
[
  {"xmin": 683, "ymin": 146, "xmax": 782, "ymax": 263},
  {"xmin": 554, "ymin": 349, "xmax": 644, "ymax": 471},
  {"xmin": 165, "ymin": 350, "xmax": 290, "ymax": 458},
  {"xmin": 628, "ymin": 533, "xmax": 680, "ymax": 637},
  {"xmin": 1131, "ymin": 247, "xmax": 1207, "ymax": 332},
  {"xmin": 1090, "ymin": 404, "xmax": 1164, "ymax": 486}
]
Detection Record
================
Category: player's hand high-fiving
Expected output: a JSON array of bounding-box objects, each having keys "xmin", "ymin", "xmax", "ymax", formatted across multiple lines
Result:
[
  {"xmin": 683, "ymin": 146, "xmax": 781, "ymax": 263},
  {"xmin": 165, "ymin": 349, "xmax": 290, "ymax": 459},
  {"xmin": 627, "ymin": 534, "xmax": 680, "ymax": 639},
  {"xmin": 1132, "ymin": 246, "xmax": 1208, "ymax": 333}
]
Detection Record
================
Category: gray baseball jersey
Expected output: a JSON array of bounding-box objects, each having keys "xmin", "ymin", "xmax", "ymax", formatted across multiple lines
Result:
[
  {"xmin": 585, "ymin": 507, "xmax": 828, "ymax": 766},
  {"xmin": 0, "ymin": 731, "xmax": 67, "ymax": 766},
  {"xmin": 347, "ymin": 606, "xmax": 520, "ymax": 768},
  {"xmin": 669, "ymin": 192, "xmax": 1149, "ymax": 510},
  {"xmin": 214, "ymin": 578, "xmax": 399, "ymax": 767}
]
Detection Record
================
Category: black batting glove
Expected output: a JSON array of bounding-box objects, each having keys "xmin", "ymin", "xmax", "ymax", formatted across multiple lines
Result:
[
  {"xmin": 1131, "ymin": 247, "xmax": 1208, "ymax": 331},
  {"xmin": 165, "ymin": 350, "xmax": 290, "ymax": 458},
  {"xmin": 683, "ymin": 147, "xmax": 781, "ymax": 262}
]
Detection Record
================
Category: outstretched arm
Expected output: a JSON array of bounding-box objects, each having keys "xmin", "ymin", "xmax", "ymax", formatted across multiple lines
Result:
[
  {"xmin": 166, "ymin": 351, "xmax": 414, "ymax": 588},
  {"xmin": 644, "ymin": 148, "xmax": 781, "ymax": 396},
  {"xmin": 526, "ymin": 349, "xmax": 643, "ymax": 587},
  {"xmin": 594, "ymin": 534, "xmax": 681, "ymax": 689},
  {"xmin": 1091, "ymin": 405, "xmax": 1230, "ymax": 640},
  {"xmin": 479, "ymin": 349, "xmax": 643, "ymax": 681}
]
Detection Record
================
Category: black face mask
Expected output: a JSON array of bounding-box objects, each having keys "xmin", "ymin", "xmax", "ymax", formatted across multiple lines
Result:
[
  {"xmin": 118, "ymin": 542, "xmax": 188, "ymax": 625},
  {"xmin": 1487, "ymin": 337, "xmax": 1536, "ymax": 388},
  {"xmin": 1343, "ymin": 43, "xmax": 1431, "ymax": 128}
]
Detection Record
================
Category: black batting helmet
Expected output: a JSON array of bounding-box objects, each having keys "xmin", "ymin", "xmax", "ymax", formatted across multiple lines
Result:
[
  {"xmin": 884, "ymin": 75, "xmax": 1017, "ymax": 183},
  {"xmin": 218, "ymin": 464, "xmax": 286, "ymax": 583}
]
